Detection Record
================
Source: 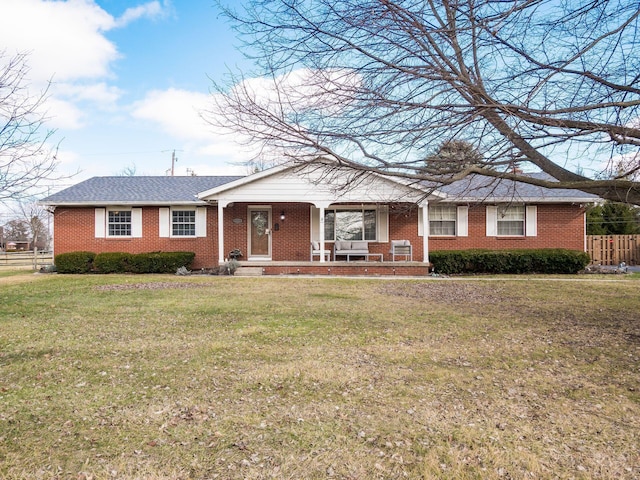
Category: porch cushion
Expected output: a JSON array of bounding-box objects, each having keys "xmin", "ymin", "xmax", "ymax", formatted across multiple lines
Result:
[
  {"xmin": 312, "ymin": 241, "xmax": 320, "ymax": 250},
  {"xmin": 351, "ymin": 241, "xmax": 368, "ymax": 250},
  {"xmin": 391, "ymin": 240, "xmax": 411, "ymax": 248},
  {"xmin": 334, "ymin": 240, "xmax": 351, "ymax": 251}
]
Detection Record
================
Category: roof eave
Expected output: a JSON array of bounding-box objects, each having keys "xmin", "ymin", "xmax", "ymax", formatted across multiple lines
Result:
[
  {"xmin": 40, "ymin": 200, "xmax": 210, "ymax": 207},
  {"xmin": 440, "ymin": 196, "xmax": 598, "ymax": 204}
]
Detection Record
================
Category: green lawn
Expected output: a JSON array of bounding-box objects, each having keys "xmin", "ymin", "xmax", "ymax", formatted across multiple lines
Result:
[{"xmin": 1, "ymin": 273, "xmax": 639, "ymax": 479}]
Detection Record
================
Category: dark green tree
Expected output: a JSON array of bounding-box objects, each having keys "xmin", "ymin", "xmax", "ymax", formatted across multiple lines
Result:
[
  {"xmin": 586, "ymin": 202, "xmax": 640, "ymax": 235},
  {"xmin": 423, "ymin": 140, "xmax": 485, "ymax": 176}
]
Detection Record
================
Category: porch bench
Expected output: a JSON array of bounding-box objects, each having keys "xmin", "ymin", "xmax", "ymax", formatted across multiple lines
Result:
[{"xmin": 333, "ymin": 241, "xmax": 382, "ymax": 261}]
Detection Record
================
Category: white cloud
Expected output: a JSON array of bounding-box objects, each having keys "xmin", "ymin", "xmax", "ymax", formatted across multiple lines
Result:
[
  {"xmin": 232, "ymin": 68, "xmax": 361, "ymax": 112},
  {"xmin": 54, "ymin": 82, "xmax": 123, "ymax": 109},
  {"xmin": 131, "ymin": 88, "xmax": 261, "ymax": 165},
  {"xmin": 0, "ymin": 1, "xmax": 170, "ymax": 130},
  {"xmin": 132, "ymin": 88, "xmax": 213, "ymax": 139},
  {"xmin": 114, "ymin": 1, "xmax": 167, "ymax": 28},
  {"xmin": 42, "ymin": 97, "xmax": 85, "ymax": 130},
  {"xmin": 0, "ymin": 0, "xmax": 117, "ymax": 84}
]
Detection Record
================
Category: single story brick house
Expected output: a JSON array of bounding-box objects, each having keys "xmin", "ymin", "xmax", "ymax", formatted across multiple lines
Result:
[{"xmin": 42, "ymin": 163, "xmax": 597, "ymax": 275}]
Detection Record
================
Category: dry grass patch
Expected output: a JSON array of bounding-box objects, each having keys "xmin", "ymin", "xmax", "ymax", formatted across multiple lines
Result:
[{"xmin": 0, "ymin": 274, "xmax": 638, "ymax": 479}]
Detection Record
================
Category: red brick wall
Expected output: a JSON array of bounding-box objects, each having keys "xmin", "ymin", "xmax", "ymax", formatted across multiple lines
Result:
[
  {"xmin": 429, "ymin": 204, "xmax": 586, "ymax": 252},
  {"xmin": 52, "ymin": 203, "xmax": 586, "ymax": 268},
  {"xmin": 221, "ymin": 202, "xmax": 314, "ymax": 261},
  {"xmin": 53, "ymin": 207, "xmax": 218, "ymax": 269}
]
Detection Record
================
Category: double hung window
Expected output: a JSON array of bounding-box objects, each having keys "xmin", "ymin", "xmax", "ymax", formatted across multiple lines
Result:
[
  {"xmin": 497, "ymin": 206, "xmax": 525, "ymax": 236},
  {"xmin": 172, "ymin": 210, "xmax": 196, "ymax": 236},
  {"xmin": 108, "ymin": 210, "xmax": 132, "ymax": 236},
  {"xmin": 486, "ymin": 205, "xmax": 536, "ymax": 237},
  {"xmin": 429, "ymin": 205, "xmax": 457, "ymax": 236}
]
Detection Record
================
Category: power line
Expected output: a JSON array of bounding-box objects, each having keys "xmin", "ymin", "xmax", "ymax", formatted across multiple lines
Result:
[{"xmin": 74, "ymin": 149, "xmax": 176, "ymax": 157}]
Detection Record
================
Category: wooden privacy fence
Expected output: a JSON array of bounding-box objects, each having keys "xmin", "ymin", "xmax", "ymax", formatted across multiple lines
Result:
[{"xmin": 586, "ymin": 235, "xmax": 640, "ymax": 265}]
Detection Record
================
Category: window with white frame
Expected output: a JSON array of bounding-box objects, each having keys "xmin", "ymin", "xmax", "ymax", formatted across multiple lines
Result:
[
  {"xmin": 172, "ymin": 210, "xmax": 196, "ymax": 236},
  {"xmin": 324, "ymin": 208, "xmax": 377, "ymax": 241},
  {"xmin": 158, "ymin": 207, "xmax": 206, "ymax": 238},
  {"xmin": 497, "ymin": 205, "xmax": 525, "ymax": 236},
  {"xmin": 429, "ymin": 205, "xmax": 457, "ymax": 236},
  {"xmin": 108, "ymin": 210, "xmax": 132, "ymax": 236}
]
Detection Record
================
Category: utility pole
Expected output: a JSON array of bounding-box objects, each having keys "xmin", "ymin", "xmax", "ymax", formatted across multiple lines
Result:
[{"xmin": 171, "ymin": 150, "xmax": 177, "ymax": 176}]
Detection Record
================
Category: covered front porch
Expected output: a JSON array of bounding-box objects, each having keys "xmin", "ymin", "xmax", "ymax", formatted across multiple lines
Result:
[{"xmin": 197, "ymin": 164, "xmax": 434, "ymax": 272}]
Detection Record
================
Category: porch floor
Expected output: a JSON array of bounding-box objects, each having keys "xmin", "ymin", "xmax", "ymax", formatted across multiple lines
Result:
[{"xmin": 235, "ymin": 260, "xmax": 432, "ymax": 277}]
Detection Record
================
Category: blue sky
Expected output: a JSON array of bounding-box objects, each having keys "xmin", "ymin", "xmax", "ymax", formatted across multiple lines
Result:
[{"xmin": 1, "ymin": 0, "xmax": 254, "ymax": 194}]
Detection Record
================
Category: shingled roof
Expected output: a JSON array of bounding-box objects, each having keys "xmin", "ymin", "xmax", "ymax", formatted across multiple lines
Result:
[
  {"xmin": 434, "ymin": 172, "xmax": 598, "ymax": 203},
  {"xmin": 42, "ymin": 170, "xmax": 599, "ymax": 207},
  {"xmin": 42, "ymin": 176, "xmax": 243, "ymax": 206}
]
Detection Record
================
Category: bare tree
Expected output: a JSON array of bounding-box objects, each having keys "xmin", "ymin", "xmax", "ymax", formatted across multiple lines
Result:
[
  {"xmin": 1, "ymin": 51, "xmax": 60, "ymax": 204},
  {"xmin": 8, "ymin": 200, "xmax": 51, "ymax": 269},
  {"xmin": 207, "ymin": 0, "xmax": 640, "ymax": 204},
  {"xmin": 14, "ymin": 201, "xmax": 50, "ymax": 249},
  {"xmin": 116, "ymin": 163, "xmax": 138, "ymax": 176}
]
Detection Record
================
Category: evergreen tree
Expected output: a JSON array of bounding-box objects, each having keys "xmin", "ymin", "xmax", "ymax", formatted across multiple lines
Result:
[{"xmin": 586, "ymin": 202, "xmax": 640, "ymax": 235}]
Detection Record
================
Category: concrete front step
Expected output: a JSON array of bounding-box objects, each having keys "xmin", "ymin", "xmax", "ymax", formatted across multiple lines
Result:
[{"xmin": 234, "ymin": 266, "xmax": 264, "ymax": 277}]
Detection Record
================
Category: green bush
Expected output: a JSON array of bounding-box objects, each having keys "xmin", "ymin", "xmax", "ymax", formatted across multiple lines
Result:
[
  {"xmin": 128, "ymin": 251, "xmax": 196, "ymax": 273},
  {"xmin": 55, "ymin": 251, "xmax": 196, "ymax": 274},
  {"xmin": 55, "ymin": 251, "xmax": 96, "ymax": 274},
  {"xmin": 430, "ymin": 249, "xmax": 590, "ymax": 275},
  {"xmin": 94, "ymin": 252, "xmax": 132, "ymax": 273}
]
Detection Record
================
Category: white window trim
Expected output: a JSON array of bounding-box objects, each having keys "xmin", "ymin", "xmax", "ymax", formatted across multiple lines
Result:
[
  {"xmin": 427, "ymin": 205, "xmax": 468, "ymax": 237},
  {"xmin": 95, "ymin": 208, "xmax": 106, "ymax": 238},
  {"xmin": 457, "ymin": 206, "xmax": 469, "ymax": 237},
  {"xmin": 486, "ymin": 205, "xmax": 537, "ymax": 237},
  {"xmin": 95, "ymin": 207, "xmax": 142, "ymax": 238},
  {"xmin": 159, "ymin": 206, "xmax": 207, "ymax": 238},
  {"xmin": 322, "ymin": 205, "xmax": 382, "ymax": 242}
]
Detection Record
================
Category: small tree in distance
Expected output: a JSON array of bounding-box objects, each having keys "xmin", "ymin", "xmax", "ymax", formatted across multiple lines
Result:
[{"xmin": 423, "ymin": 140, "xmax": 485, "ymax": 176}]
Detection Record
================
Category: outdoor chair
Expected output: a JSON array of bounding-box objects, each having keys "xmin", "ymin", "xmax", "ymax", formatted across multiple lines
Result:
[
  {"xmin": 311, "ymin": 241, "xmax": 331, "ymax": 261},
  {"xmin": 389, "ymin": 240, "xmax": 412, "ymax": 261}
]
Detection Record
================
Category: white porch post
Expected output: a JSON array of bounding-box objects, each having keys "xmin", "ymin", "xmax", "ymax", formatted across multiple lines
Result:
[
  {"xmin": 319, "ymin": 205, "xmax": 326, "ymax": 263},
  {"xmin": 421, "ymin": 201, "xmax": 429, "ymax": 263},
  {"xmin": 217, "ymin": 200, "xmax": 228, "ymax": 264},
  {"xmin": 315, "ymin": 201, "xmax": 331, "ymax": 263}
]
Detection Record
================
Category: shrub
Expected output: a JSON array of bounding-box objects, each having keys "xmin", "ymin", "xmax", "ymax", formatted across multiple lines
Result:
[
  {"xmin": 55, "ymin": 251, "xmax": 96, "ymax": 274},
  {"xmin": 94, "ymin": 252, "xmax": 132, "ymax": 273},
  {"xmin": 430, "ymin": 249, "xmax": 590, "ymax": 275},
  {"xmin": 128, "ymin": 251, "xmax": 196, "ymax": 273},
  {"xmin": 54, "ymin": 251, "xmax": 196, "ymax": 274}
]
